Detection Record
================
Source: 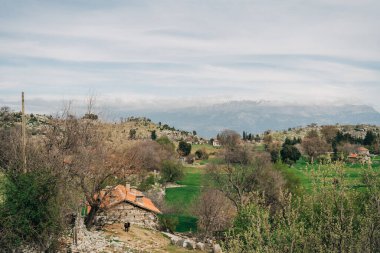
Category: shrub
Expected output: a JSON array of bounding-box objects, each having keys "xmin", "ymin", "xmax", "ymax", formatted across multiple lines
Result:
[
  {"xmin": 160, "ymin": 160, "xmax": 184, "ymax": 183},
  {"xmin": 0, "ymin": 169, "xmax": 62, "ymax": 251},
  {"xmin": 195, "ymin": 148, "xmax": 209, "ymax": 160},
  {"xmin": 177, "ymin": 141, "xmax": 191, "ymax": 156},
  {"xmin": 158, "ymin": 215, "xmax": 179, "ymax": 233},
  {"xmin": 138, "ymin": 175, "xmax": 156, "ymax": 191}
]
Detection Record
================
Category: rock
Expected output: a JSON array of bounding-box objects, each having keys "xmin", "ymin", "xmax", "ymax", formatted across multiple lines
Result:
[
  {"xmin": 176, "ymin": 239, "xmax": 185, "ymax": 247},
  {"xmin": 213, "ymin": 243, "xmax": 222, "ymax": 253},
  {"xmin": 170, "ymin": 237, "xmax": 179, "ymax": 245},
  {"xmin": 184, "ymin": 239, "xmax": 196, "ymax": 250},
  {"xmin": 196, "ymin": 242, "xmax": 205, "ymax": 251}
]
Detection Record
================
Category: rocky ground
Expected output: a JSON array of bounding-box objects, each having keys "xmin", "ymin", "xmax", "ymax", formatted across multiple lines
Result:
[{"xmin": 69, "ymin": 222, "xmax": 206, "ymax": 253}]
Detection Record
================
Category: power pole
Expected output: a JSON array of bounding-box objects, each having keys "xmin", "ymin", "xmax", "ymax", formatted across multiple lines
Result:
[{"xmin": 21, "ymin": 91, "xmax": 27, "ymax": 173}]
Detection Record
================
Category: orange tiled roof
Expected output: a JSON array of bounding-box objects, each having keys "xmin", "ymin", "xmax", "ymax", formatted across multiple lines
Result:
[
  {"xmin": 348, "ymin": 153, "xmax": 358, "ymax": 158},
  {"xmin": 94, "ymin": 185, "xmax": 161, "ymax": 214}
]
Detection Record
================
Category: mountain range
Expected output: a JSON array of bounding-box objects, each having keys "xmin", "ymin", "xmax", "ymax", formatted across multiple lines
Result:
[{"xmin": 116, "ymin": 101, "xmax": 380, "ymax": 138}]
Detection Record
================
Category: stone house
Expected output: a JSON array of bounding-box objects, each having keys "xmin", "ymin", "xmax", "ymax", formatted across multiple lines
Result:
[
  {"xmin": 356, "ymin": 146, "xmax": 370, "ymax": 156},
  {"xmin": 93, "ymin": 184, "xmax": 161, "ymax": 229},
  {"xmin": 212, "ymin": 139, "xmax": 221, "ymax": 147},
  {"xmin": 347, "ymin": 146, "xmax": 371, "ymax": 164}
]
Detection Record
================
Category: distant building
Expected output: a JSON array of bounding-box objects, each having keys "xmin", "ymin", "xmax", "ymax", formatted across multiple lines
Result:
[
  {"xmin": 347, "ymin": 146, "xmax": 371, "ymax": 164},
  {"xmin": 90, "ymin": 184, "xmax": 161, "ymax": 229},
  {"xmin": 356, "ymin": 147, "xmax": 370, "ymax": 156},
  {"xmin": 212, "ymin": 139, "xmax": 221, "ymax": 147}
]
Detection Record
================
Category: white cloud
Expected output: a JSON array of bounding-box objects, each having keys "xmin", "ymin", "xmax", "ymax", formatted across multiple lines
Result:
[{"xmin": 0, "ymin": 0, "xmax": 379, "ymax": 112}]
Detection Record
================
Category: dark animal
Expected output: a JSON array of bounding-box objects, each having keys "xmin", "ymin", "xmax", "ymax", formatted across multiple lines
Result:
[{"xmin": 124, "ymin": 222, "xmax": 131, "ymax": 232}]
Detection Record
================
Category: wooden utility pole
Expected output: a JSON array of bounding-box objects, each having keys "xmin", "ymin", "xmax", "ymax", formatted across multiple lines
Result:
[{"xmin": 21, "ymin": 91, "xmax": 27, "ymax": 173}]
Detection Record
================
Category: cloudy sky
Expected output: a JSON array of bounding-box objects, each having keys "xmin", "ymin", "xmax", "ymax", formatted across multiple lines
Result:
[{"xmin": 0, "ymin": 0, "xmax": 379, "ymax": 113}]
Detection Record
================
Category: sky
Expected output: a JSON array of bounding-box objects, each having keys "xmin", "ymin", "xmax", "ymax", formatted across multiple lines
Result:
[{"xmin": 0, "ymin": 0, "xmax": 380, "ymax": 114}]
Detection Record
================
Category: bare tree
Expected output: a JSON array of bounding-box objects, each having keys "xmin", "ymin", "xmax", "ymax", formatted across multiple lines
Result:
[
  {"xmin": 194, "ymin": 188, "xmax": 236, "ymax": 237},
  {"xmin": 302, "ymin": 136, "xmax": 331, "ymax": 163},
  {"xmin": 321, "ymin": 125, "xmax": 339, "ymax": 143},
  {"xmin": 45, "ymin": 107, "xmax": 130, "ymax": 228},
  {"xmin": 208, "ymin": 153, "xmax": 285, "ymax": 210}
]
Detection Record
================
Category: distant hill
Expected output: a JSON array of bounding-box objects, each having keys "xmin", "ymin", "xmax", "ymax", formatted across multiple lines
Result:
[{"xmin": 117, "ymin": 101, "xmax": 380, "ymax": 138}]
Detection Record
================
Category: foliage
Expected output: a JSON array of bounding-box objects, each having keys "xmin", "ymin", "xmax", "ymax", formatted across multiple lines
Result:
[
  {"xmin": 302, "ymin": 136, "xmax": 331, "ymax": 163},
  {"xmin": 138, "ymin": 174, "xmax": 156, "ymax": 191},
  {"xmin": 0, "ymin": 170, "xmax": 62, "ymax": 251},
  {"xmin": 151, "ymin": 130, "xmax": 157, "ymax": 140},
  {"xmin": 156, "ymin": 135, "xmax": 175, "ymax": 152},
  {"xmin": 129, "ymin": 128, "xmax": 137, "ymax": 139},
  {"xmin": 222, "ymin": 163, "xmax": 380, "ymax": 253},
  {"xmin": 208, "ymin": 153, "xmax": 285, "ymax": 210},
  {"xmin": 363, "ymin": 130, "xmax": 377, "ymax": 146},
  {"xmin": 177, "ymin": 141, "xmax": 191, "ymax": 156},
  {"xmin": 274, "ymin": 162, "xmax": 303, "ymax": 196},
  {"xmin": 194, "ymin": 188, "xmax": 236, "ymax": 237},
  {"xmin": 82, "ymin": 113, "xmax": 98, "ymax": 120},
  {"xmin": 195, "ymin": 148, "xmax": 209, "ymax": 160},
  {"xmin": 158, "ymin": 215, "xmax": 179, "ymax": 233},
  {"xmin": 160, "ymin": 160, "xmax": 184, "ymax": 183},
  {"xmin": 280, "ymin": 144, "xmax": 301, "ymax": 165}
]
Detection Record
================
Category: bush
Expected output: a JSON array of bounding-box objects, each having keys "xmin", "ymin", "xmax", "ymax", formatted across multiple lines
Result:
[
  {"xmin": 0, "ymin": 170, "xmax": 62, "ymax": 251},
  {"xmin": 160, "ymin": 160, "xmax": 184, "ymax": 183},
  {"xmin": 280, "ymin": 144, "xmax": 301, "ymax": 165},
  {"xmin": 195, "ymin": 149, "xmax": 209, "ymax": 160},
  {"xmin": 177, "ymin": 141, "xmax": 191, "ymax": 156},
  {"xmin": 158, "ymin": 215, "xmax": 179, "ymax": 233},
  {"xmin": 138, "ymin": 175, "xmax": 156, "ymax": 191}
]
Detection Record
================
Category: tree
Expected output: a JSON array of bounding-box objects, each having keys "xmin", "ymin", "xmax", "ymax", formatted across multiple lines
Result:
[
  {"xmin": 151, "ymin": 130, "xmax": 157, "ymax": 140},
  {"xmin": 45, "ymin": 111, "xmax": 129, "ymax": 229},
  {"xmin": 0, "ymin": 170, "xmax": 62, "ymax": 251},
  {"xmin": 156, "ymin": 135, "xmax": 175, "ymax": 153},
  {"xmin": 193, "ymin": 130, "xmax": 197, "ymax": 136},
  {"xmin": 160, "ymin": 160, "xmax": 184, "ymax": 183},
  {"xmin": 177, "ymin": 140, "xmax": 191, "ymax": 156},
  {"xmin": 280, "ymin": 145, "xmax": 301, "ymax": 165},
  {"xmin": 363, "ymin": 131, "xmax": 376, "ymax": 146},
  {"xmin": 194, "ymin": 188, "xmax": 236, "ymax": 237},
  {"xmin": 302, "ymin": 136, "xmax": 330, "ymax": 163},
  {"xmin": 124, "ymin": 140, "xmax": 174, "ymax": 174},
  {"xmin": 82, "ymin": 113, "xmax": 98, "ymax": 120},
  {"xmin": 195, "ymin": 148, "xmax": 209, "ymax": 160},
  {"xmin": 208, "ymin": 153, "xmax": 285, "ymax": 210},
  {"xmin": 321, "ymin": 125, "xmax": 339, "ymax": 143},
  {"xmin": 129, "ymin": 129, "xmax": 137, "ymax": 139},
  {"xmin": 218, "ymin": 130, "xmax": 241, "ymax": 148}
]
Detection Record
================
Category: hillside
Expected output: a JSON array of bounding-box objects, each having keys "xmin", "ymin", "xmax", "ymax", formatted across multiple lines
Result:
[
  {"xmin": 115, "ymin": 101, "xmax": 380, "ymax": 137},
  {"xmin": 0, "ymin": 108, "xmax": 203, "ymax": 145},
  {"xmin": 263, "ymin": 123, "xmax": 380, "ymax": 142}
]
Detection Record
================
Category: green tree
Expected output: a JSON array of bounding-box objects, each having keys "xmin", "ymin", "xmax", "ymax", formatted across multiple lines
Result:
[
  {"xmin": 0, "ymin": 170, "xmax": 62, "ymax": 251},
  {"xmin": 129, "ymin": 128, "xmax": 137, "ymax": 139},
  {"xmin": 160, "ymin": 160, "xmax": 184, "ymax": 183},
  {"xmin": 363, "ymin": 131, "xmax": 376, "ymax": 146},
  {"xmin": 151, "ymin": 130, "xmax": 157, "ymax": 140},
  {"xmin": 195, "ymin": 148, "xmax": 209, "ymax": 160},
  {"xmin": 280, "ymin": 145, "xmax": 301, "ymax": 165},
  {"xmin": 177, "ymin": 141, "xmax": 191, "ymax": 156}
]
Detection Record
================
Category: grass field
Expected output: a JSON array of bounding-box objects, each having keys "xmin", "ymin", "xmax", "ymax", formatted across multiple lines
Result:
[
  {"xmin": 165, "ymin": 153, "xmax": 380, "ymax": 232},
  {"xmin": 291, "ymin": 156, "xmax": 380, "ymax": 191},
  {"xmin": 165, "ymin": 167, "xmax": 204, "ymax": 232},
  {"xmin": 191, "ymin": 144, "xmax": 218, "ymax": 155}
]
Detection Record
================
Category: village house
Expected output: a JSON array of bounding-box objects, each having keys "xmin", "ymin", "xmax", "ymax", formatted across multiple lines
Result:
[
  {"xmin": 212, "ymin": 139, "xmax": 221, "ymax": 147},
  {"xmin": 92, "ymin": 184, "xmax": 161, "ymax": 230},
  {"xmin": 347, "ymin": 146, "xmax": 371, "ymax": 164}
]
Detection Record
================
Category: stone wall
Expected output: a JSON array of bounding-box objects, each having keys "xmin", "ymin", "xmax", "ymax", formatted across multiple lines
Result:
[{"xmin": 96, "ymin": 202, "xmax": 158, "ymax": 229}]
